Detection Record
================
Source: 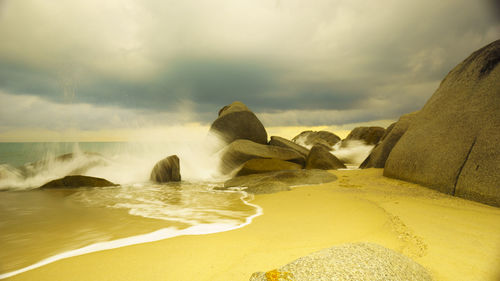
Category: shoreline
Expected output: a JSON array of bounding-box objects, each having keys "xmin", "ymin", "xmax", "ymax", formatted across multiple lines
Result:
[
  {"xmin": 5, "ymin": 169, "xmax": 500, "ymax": 281},
  {"xmin": 0, "ymin": 190, "xmax": 262, "ymax": 280}
]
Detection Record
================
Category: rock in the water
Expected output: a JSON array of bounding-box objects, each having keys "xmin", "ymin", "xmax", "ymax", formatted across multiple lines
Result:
[
  {"xmin": 292, "ymin": 130, "xmax": 341, "ymax": 149},
  {"xmin": 236, "ymin": 158, "xmax": 302, "ymax": 177},
  {"xmin": 269, "ymin": 136, "xmax": 310, "ymax": 158},
  {"xmin": 209, "ymin": 101, "xmax": 268, "ymax": 145},
  {"xmin": 219, "ymin": 139, "xmax": 306, "ymax": 175},
  {"xmin": 306, "ymin": 144, "xmax": 346, "ymax": 170},
  {"xmin": 40, "ymin": 175, "xmax": 117, "ymax": 189},
  {"xmin": 360, "ymin": 112, "xmax": 418, "ymax": 169},
  {"xmin": 150, "ymin": 155, "xmax": 181, "ymax": 183},
  {"xmin": 249, "ymin": 242, "xmax": 433, "ymax": 281},
  {"xmin": 384, "ymin": 40, "xmax": 500, "ymax": 206},
  {"xmin": 343, "ymin": 126, "xmax": 386, "ymax": 145},
  {"xmin": 225, "ymin": 169, "xmax": 337, "ymax": 194}
]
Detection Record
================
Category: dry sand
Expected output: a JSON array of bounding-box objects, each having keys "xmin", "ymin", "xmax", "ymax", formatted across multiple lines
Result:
[{"xmin": 6, "ymin": 169, "xmax": 500, "ymax": 281}]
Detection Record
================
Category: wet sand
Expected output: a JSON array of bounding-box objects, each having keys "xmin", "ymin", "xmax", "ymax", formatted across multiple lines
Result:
[{"xmin": 6, "ymin": 169, "xmax": 500, "ymax": 281}]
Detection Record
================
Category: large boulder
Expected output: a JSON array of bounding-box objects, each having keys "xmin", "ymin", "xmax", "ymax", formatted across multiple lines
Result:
[
  {"xmin": 269, "ymin": 136, "xmax": 310, "ymax": 157},
  {"xmin": 306, "ymin": 144, "xmax": 346, "ymax": 170},
  {"xmin": 219, "ymin": 139, "xmax": 306, "ymax": 175},
  {"xmin": 224, "ymin": 169, "xmax": 337, "ymax": 194},
  {"xmin": 250, "ymin": 243, "xmax": 432, "ymax": 281},
  {"xmin": 343, "ymin": 126, "xmax": 386, "ymax": 145},
  {"xmin": 150, "ymin": 155, "xmax": 181, "ymax": 183},
  {"xmin": 39, "ymin": 175, "xmax": 117, "ymax": 189},
  {"xmin": 360, "ymin": 112, "xmax": 418, "ymax": 169},
  {"xmin": 209, "ymin": 101, "xmax": 268, "ymax": 145},
  {"xmin": 384, "ymin": 40, "xmax": 500, "ymax": 206},
  {"xmin": 292, "ymin": 130, "xmax": 341, "ymax": 149},
  {"xmin": 235, "ymin": 158, "xmax": 302, "ymax": 177}
]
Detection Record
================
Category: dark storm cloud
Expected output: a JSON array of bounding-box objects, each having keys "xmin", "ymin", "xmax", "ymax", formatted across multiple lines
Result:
[{"xmin": 0, "ymin": 0, "xmax": 498, "ymax": 130}]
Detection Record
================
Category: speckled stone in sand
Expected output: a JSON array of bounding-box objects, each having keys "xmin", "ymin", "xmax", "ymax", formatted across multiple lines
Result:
[{"xmin": 249, "ymin": 242, "xmax": 433, "ymax": 281}]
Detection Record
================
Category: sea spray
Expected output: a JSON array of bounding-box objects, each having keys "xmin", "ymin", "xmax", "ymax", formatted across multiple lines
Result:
[{"xmin": 331, "ymin": 140, "xmax": 374, "ymax": 167}]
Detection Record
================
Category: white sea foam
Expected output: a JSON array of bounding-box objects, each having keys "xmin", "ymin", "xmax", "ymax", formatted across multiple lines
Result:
[
  {"xmin": 0, "ymin": 190, "xmax": 263, "ymax": 280},
  {"xmin": 331, "ymin": 140, "xmax": 374, "ymax": 167}
]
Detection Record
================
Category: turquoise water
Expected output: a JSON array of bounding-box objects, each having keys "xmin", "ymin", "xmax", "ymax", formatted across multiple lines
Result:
[{"xmin": 0, "ymin": 142, "xmax": 260, "ymax": 278}]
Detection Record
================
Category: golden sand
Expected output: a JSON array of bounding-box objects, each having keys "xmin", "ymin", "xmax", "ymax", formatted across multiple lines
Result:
[{"xmin": 7, "ymin": 169, "xmax": 500, "ymax": 281}]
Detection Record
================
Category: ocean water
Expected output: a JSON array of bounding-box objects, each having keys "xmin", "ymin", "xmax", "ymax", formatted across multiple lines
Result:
[{"xmin": 0, "ymin": 141, "xmax": 261, "ymax": 278}]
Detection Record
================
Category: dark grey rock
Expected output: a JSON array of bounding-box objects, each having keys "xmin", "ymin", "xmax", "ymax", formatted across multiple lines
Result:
[
  {"xmin": 306, "ymin": 144, "xmax": 346, "ymax": 170},
  {"xmin": 219, "ymin": 139, "xmax": 306, "ymax": 175},
  {"xmin": 343, "ymin": 126, "xmax": 386, "ymax": 145},
  {"xmin": 225, "ymin": 169, "xmax": 337, "ymax": 194},
  {"xmin": 360, "ymin": 112, "xmax": 418, "ymax": 169},
  {"xmin": 235, "ymin": 158, "xmax": 302, "ymax": 177},
  {"xmin": 292, "ymin": 130, "xmax": 341, "ymax": 149},
  {"xmin": 150, "ymin": 155, "xmax": 181, "ymax": 183},
  {"xmin": 40, "ymin": 175, "xmax": 117, "ymax": 189},
  {"xmin": 384, "ymin": 39, "xmax": 500, "ymax": 207},
  {"xmin": 269, "ymin": 136, "xmax": 310, "ymax": 158},
  {"xmin": 209, "ymin": 101, "xmax": 268, "ymax": 145}
]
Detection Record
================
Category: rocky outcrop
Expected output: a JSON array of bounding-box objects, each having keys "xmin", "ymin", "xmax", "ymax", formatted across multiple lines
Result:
[
  {"xmin": 384, "ymin": 40, "xmax": 500, "ymax": 206},
  {"xmin": 219, "ymin": 139, "xmax": 306, "ymax": 174},
  {"xmin": 343, "ymin": 126, "xmax": 386, "ymax": 145},
  {"xmin": 292, "ymin": 130, "xmax": 341, "ymax": 149},
  {"xmin": 306, "ymin": 144, "xmax": 346, "ymax": 170},
  {"xmin": 39, "ymin": 175, "xmax": 117, "ymax": 189},
  {"xmin": 209, "ymin": 101, "xmax": 268, "ymax": 145},
  {"xmin": 235, "ymin": 158, "xmax": 302, "ymax": 177},
  {"xmin": 224, "ymin": 169, "xmax": 337, "ymax": 194},
  {"xmin": 249, "ymin": 243, "xmax": 432, "ymax": 281},
  {"xmin": 360, "ymin": 112, "xmax": 418, "ymax": 168},
  {"xmin": 268, "ymin": 136, "xmax": 310, "ymax": 157},
  {"xmin": 150, "ymin": 155, "xmax": 181, "ymax": 183}
]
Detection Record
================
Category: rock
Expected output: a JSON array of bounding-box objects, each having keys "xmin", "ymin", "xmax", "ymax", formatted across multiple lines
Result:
[
  {"xmin": 292, "ymin": 130, "xmax": 341, "ymax": 149},
  {"xmin": 225, "ymin": 169, "xmax": 337, "ymax": 194},
  {"xmin": 384, "ymin": 40, "xmax": 500, "ymax": 206},
  {"xmin": 235, "ymin": 158, "xmax": 302, "ymax": 177},
  {"xmin": 209, "ymin": 101, "xmax": 268, "ymax": 145},
  {"xmin": 343, "ymin": 126, "xmax": 386, "ymax": 145},
  {"xmin": 219, "ymin": 139, "xmax": 306, "ymax": 175},
  {"xmin": 269, "ymin": 136, "xmax": 310, "ymax": 157},
  {"xmin": 150, "ymin": 155, "xmax": 181, "ymax": 183},
  {"xmin": 249, "ymin": 242, "xmax": 433, "ymax": 281},
  {"xmin": 360, "ymin": 112, "xmax": 418, "ymax": 169},
  {"xmin": 39, "ymin": 175, "xmax": 117, "ymax": 189},
  {"xmin": 306, "ymin": 144, "xmax": 346, "ymax": 170}
]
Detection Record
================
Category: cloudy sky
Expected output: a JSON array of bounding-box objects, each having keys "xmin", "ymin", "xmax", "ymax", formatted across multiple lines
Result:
[{"xmin": 0, "ymin": 0, "xmax": 498, "ymax": 141}]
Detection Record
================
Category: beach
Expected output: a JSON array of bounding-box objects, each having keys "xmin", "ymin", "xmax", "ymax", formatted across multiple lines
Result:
[{"xmin": 5, "ymin": 168, "xmax": 500, "ymax": 281}]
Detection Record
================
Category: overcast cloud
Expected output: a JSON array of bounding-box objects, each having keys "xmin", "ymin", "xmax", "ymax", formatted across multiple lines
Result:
[{"xmin": 0, "ymin": 0, "xmax": 498, "ymax": 135}]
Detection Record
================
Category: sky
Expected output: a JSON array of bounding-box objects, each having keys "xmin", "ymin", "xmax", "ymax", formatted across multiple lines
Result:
[{"xmin": 0, "ymin": 0, "xmax": 499, "ymax": 141}]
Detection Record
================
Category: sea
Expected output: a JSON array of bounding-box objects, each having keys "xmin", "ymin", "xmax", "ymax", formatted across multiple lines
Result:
[{"xmin": 0, "ymin": 141, "xmax": 261, "ymax": 279}]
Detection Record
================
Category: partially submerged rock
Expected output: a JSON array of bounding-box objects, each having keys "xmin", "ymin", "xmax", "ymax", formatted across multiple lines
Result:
[
  {"xmin": 384, "ymin": 39, "xmax": 500, "ymax": 206},
  {"xmin": 209, "ymin": 101, "xmax": 268, "ymax": 145},
  {"xmin": 292, "ymin": 130, "xmax": 341, "ymax": 149},
  {"xmin": 40, "ymin": 175, "xmax": 117, "ymax": 189},
  {"xmin": 219, "ymin": 139, "xmax": 306, "ymax": 175},
  {"xmin": 235, "ymin": 158, "xmax": 302, "ymax": 177},
  {"xmin": 360, "ymin": 112, "xmax": 418, "ymax": 169},
  {"xmin": 225, "ymin": 169, "xmax": 337, "ymax": 194},
  {"xmin": 269, "ymin": 136, "xmax": 310, "ymax": 158},
  {"xmin": 250, "ymin": 242, "xmax": 433, "ymax": 281},
  {"xmin": 343, "ymin": 126, "xmax": 386, "ymax": 145},
  {"xmin": 306, "ymin": 144, "xmax": 346, "ymax": 170},
  {"xmin": 150, "ymin": 155, "xmax": 181, "ymax": 183}
]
